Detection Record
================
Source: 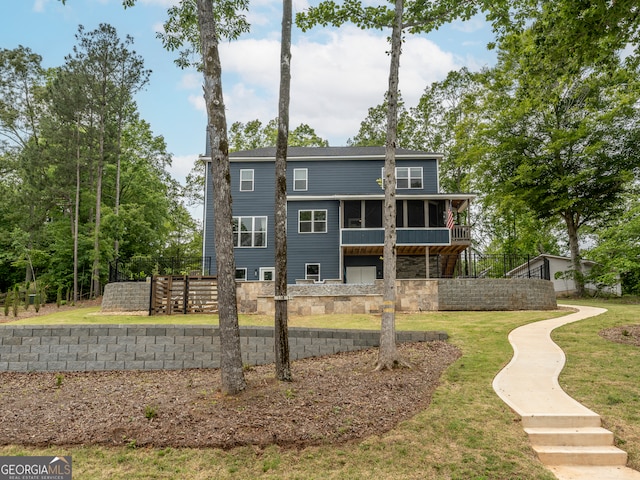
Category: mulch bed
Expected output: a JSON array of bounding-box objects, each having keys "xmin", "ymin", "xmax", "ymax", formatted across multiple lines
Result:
[
  {"xmin": 599, "ymin": 324, "xmax": 640, "ymax": 347},
  {"xmin": 0, "ymin": 302, "xmax": 461, "ymax": 449},
  {"xmin": 0, "ymin": 342, "xmax": 460, "ymax": 449}
]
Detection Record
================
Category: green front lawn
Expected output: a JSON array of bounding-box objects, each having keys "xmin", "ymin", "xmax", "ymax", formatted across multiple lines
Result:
[{"xmin": 1, "ymin": 300, "xmax": 638, "ymax": 479}]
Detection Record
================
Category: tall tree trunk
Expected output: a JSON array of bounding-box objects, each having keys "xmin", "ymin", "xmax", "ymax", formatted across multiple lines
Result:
[
  {"xmin": 564, "ymin": 211, "xmax": 585, "ymax": 296},
  {"xmin": 197, "ymin": 0, "xmax": 246, "ymax": 395},
  {"xmin": 274, "ymin": 0, "xmax": 293, "ymax": 382},
  {"xmin": 114, "ymin": 124, "xmax": 122, "ymax": 259},
  {"xmin": 91, "ymin": 157, "xmax": 103, "ymax": 298},
  {"xmin": 73, "ymin": 120, "xmax": 81, "ymax": 304},
  {"xmin": 377, "ymin": 0, "xmax": 404, "ymax": 370}
]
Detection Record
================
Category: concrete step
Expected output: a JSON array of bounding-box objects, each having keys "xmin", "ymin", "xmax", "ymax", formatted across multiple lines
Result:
[
  {"xmin": 525, "ymin": 426, "xmax": 614, "ymax": 447},
  {"xmin": 521, "ymin": 413, "xmax": 602, "ymax": 429},
  {"xmin": 533, "ymin": 445, "xmax": 628, "ymax": 466}
]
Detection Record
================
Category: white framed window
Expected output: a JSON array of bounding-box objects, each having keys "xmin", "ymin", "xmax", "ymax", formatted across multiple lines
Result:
[
  {"xmin": 232, "ymin": 216, "xmax": 267, "ymax": 247},
  {"xmin": 299, "ymin": 210, "xmax": 327, "ymax": 233},
  {"xmin": 381, "ymin": 166, "xmax": 423, "ymax": 189},
  {"xmin": 397, "ymin": 167, "xmax": 423, "ymax": 189},
  {"xmin": 239, "ymin": 169, "xmax": 254, "ymax": 192},
  {"xmin": 305, "ymin": 263, "xmax": 320, "ymax": 281},
  {"xmin": 260, "ymin": 267, "xmax": 275, "ymax": 281},
  {"xmin": 235, "ymin": 268, "xmax": 247, "ymax": 281},
  {"xmin": 293, "ymin": 168, "xmax": 308, "ymax": 191}
]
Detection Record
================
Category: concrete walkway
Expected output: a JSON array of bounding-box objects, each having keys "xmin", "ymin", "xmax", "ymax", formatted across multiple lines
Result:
[{"xmin": 493, "ymin": 304, "xmax": 640, "ymax": 480}]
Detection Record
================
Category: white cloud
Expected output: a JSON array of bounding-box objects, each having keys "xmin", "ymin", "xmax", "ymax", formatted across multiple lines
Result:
[
  {"xmin": 451, "ymin": 15, "xmax": 488, "ymax": 34},
  {"xmin": 179, "ymin": 72, "xmax": 202, "ymax": 90},
  {"xmin": 187, "ymin": 93, "xmax": 206, "ymax": 113},
  {"xmin": 217, "ymin": 26, "xmax": 460, "ymax": 145},
  {"xmin": 32, "ymin": 0, "xmax": 48, "ymax": 12},
  {"xmin": 168, "ymin": 153, "xmax": 199, "ymax": 185},
  {"xmin": 137, "ymin": 0, "xmax": 181, "ymax": 6}
]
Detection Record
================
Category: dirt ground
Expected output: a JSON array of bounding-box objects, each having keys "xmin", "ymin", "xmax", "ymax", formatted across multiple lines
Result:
[
  {"xmin": 0, "ymin": 302, "xmax": 460, "ymax": 449},
  {"xmin": 0, "ymin": 303, "xmax": 635, "ymax": 449},
  {"xmin": 599, "ymin": 324, "xmax": 640, "ymax": 347}
]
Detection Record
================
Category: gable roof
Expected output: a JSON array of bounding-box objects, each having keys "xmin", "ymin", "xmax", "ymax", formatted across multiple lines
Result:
[
  {"xmin": 203, "ymin": 144, "xmax": 442, "ymax": 161},
  {"xmin": 507, "ymin": 254, "xmax": 596, "ymax": 275}
]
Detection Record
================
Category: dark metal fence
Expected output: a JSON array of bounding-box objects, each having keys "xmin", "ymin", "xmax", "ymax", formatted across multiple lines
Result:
[
  {"xmin": 109, "ymin": 257, "xmax": 213, "ymax": 283},
  {"xmin": 435, "ymin": 253, "xmax": 550, "ymax": 280}
]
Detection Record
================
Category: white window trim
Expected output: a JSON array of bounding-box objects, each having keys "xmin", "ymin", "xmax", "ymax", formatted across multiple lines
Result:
[
  {"xmin": 305, "ymin": 263, "xmax": 321, "ymax": 281},
  {"xmin": 235, "ymin": 268, "xmax": 247, "ymax": 281},
  {"xmin": 233, "ymin": 216, "xmax": 268, "ymax": 248},
  {"xmin": 260, "ymin": 267, "xmax": 275, "ymax": 281},
  {"xmin": 298, "ymin": 209, "xmax": 327, "ymax": 233},
  {"xmin": 239, "ymin": 169, "xmax": 254, "ymax": 192},
  {"xmin": 380, "ymin": 166, "xmax": 423, "ymax": 189},
  {"xmin": 293, "ymin": 168, "xmax": 308, "ymax": 191}
]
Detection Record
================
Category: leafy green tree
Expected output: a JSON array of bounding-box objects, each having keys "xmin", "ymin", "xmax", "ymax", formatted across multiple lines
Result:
[
  {"xmin": 123, "ymin": 0, "xmax": 251, "ymax": 395},
  {"xmin": 184, "ymin": 118, "xmax": 328, "ymax": 209},
  {"xmin": 347, "ymin": 96, "xmax": 410, "ymax": 147},
  {"xmin": 0, "ymin": 47, "xmax": 50, "ymax": 285},
  {"xmin": 588, "ymin": 194, "xmax": 640, "ymax": 295},
  {"xmin": 63, "ymin": 24, "xmax": 150, "ymax": 298},
  {"xmin": 479, "ymin": 26, "xmax": 640, "ymax": 295},
  {"xmin": 297, "ymin": 0, "xmax": 507, "ymax": 370},
  {"xmin": 230, "ymin": 118, "xmax": 328, "ymax": 151}
]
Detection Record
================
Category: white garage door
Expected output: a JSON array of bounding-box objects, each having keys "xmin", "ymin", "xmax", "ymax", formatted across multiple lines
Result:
[{"xmin": 345, "ymin": 266, "xmax": 377, "ymax": 284}]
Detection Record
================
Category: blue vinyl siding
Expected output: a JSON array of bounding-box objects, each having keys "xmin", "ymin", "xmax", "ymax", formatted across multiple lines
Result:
[
  {"xmin": 288, "ymin": 200, "xmax": 340, "ymax": 280},
  {"xmin": 204, "ymin": 164, "xmax": 342, "ymax": 280},
  {"xmin": 341, "ymin": 228, "xmax": 450, "ymax": 246},
  {"xmin": 202, "ymin": 151, "xmax": 447, "ymax": 282},
  {"xmin": 204, "ymin": 162, "xmax": 277, "ymax": 280},
  {"xmin": 286, "ymin": 159, "xmax": 439, "ymax": 195}
]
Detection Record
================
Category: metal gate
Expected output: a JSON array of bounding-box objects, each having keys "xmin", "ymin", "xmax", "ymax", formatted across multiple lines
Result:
[{"xmin": 150, "ymin": 275, "xmax": 218, "ymax": 315}]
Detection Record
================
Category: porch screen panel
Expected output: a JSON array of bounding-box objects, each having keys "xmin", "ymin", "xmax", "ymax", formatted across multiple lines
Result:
[
  {"xmin": 428, "ymin": 200, "xmax": 446, "ymax": 227},
  {"xmin": 364, "ymin": 200, "xmax": 382, "ymax": 228},
  {"xmin": 407, "ymin": 200, "xmax": 425, "ymax": 227},
  {"xmin": 344, "ymin": 200, "xmax": 361, "ymax": 228},
  {"xmin": 396, "ymin": 200, "xmax": 404, "ymax": 227}
]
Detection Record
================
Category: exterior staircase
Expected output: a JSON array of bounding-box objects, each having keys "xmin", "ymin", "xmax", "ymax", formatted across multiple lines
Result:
[
  {"xmin": 522, "ymin": 414, "xmax": 627, "ymax": 467},
  {"xmin": 493, "ymin": 305, "xmax": 640, "ymax": 479}
]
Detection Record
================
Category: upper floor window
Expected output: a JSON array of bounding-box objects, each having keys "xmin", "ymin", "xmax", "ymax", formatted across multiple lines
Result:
[
  {"xmin": 397, "ymin": 167, "xmax": 423, "ymax": 189},
  {"xmin": 299, "ymin": 210, "xmax": 327, "ymax": 233},
  {"xmin": 232, "ymin": 216, "xmax": 267, "ymax": 247},
  {"xmin": 239, "ymin": 169, "xmax": 254, "ymax": 191},
  {"xmin": 293, "ymin": 168, "xmax": 308, "ymax": 191},
  {"xmin": 381, "ymin": 167, "xmax": 423, "ymax": 189}
]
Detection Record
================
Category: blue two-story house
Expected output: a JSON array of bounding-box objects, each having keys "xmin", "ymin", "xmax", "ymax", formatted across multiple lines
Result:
[{"xmin": 202, "ymin": 146, "xmax": 474, "ymax": 283}]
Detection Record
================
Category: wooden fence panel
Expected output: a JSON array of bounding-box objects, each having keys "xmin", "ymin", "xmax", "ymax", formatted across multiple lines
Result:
[{"xmin": 151, "ymin": 276, "xmax": 218, "ymax": 315}]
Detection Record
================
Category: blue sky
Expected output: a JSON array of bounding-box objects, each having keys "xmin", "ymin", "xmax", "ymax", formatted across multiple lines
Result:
[{"xmin": 2, "ymin": 0, "xmax": 497, "ymax": 185}]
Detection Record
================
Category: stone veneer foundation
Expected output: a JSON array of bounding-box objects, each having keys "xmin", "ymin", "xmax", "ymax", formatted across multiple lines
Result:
[{"xmin": 101, "ymin": 278, "xmax": 557, "ymax": 316}]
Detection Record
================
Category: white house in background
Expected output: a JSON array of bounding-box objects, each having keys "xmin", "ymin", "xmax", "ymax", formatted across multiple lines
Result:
[{"xmin": 507, "ymin": 254, "xmax": 621, "ymax": 297}]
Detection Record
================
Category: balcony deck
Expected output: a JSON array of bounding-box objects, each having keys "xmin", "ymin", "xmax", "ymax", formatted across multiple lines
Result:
[{"xmin": 341, "ymin": 225, "xmax": 471, "ymax": 256}]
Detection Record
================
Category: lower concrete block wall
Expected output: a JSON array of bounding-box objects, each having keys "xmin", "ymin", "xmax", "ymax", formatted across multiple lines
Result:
[
  {"xmin": 102, "ymin": 282, "xmax": 151, "ymax": 312},
  {"xmin": 436, "ymin": 278, "xmax": 557, "ymax": 311},
  {"xmin": 102, "ymin": 278, "xmax": 557, "ymax": 315},
  {"xmin": 0, "ymin": 325, "xmax": 447, "ymax": 373}
]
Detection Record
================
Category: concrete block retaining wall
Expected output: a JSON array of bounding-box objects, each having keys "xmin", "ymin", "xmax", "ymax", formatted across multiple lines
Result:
[
  {"xmin": 101, "ymin": 282, "xmax": 151, "ymax": 312},
  {"xmin": 102, "ymin": 278, "xmax": 557, "ymax": 315},
  {"xmin": 0, "ymin": 325, "xmax": 446, "ymax": 373},
  {"xmin": 437, "ymin": 278, "xmax": 557, "ymax": 311}
]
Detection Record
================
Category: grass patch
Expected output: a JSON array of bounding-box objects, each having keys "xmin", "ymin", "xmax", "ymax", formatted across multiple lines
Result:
[
  {"xmin": 2, "ymin": 300, "xmax": 639, "ymax": 478},
  {"xmin": 552, "ymin": 299, "xmax": 640, "ymax": 471}
]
